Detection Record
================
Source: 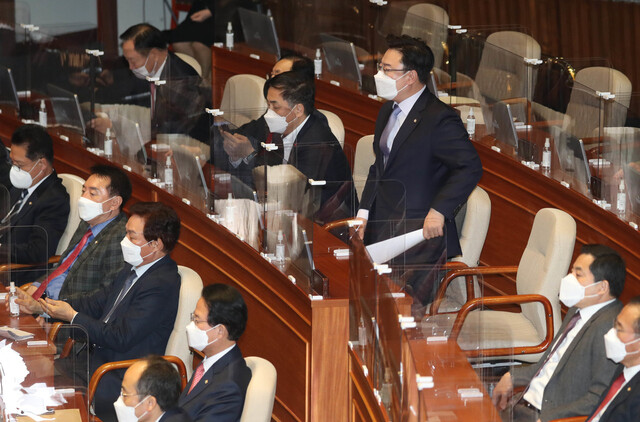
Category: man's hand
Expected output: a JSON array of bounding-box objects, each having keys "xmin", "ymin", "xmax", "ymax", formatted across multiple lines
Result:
[
  {"xmin": 89, "ymin": 116, "xmax": 112, "ymax": 134},
  {"xmin": 352, "ymin": 217, "xmax": 367, "ymax": 240},
  {"xmin": 190, "ymin": 9, "xmax": 212, "ymax": 22},
  {"xmin": 221, "ymin": 130, "xmax": 255, "ymax": 162},
  {"xmin": 38, "ymin": 298, "xmax": 77, "ymax": 322},
  {"xmin": 492, "ymin": 372, "xmax": 514, "ymax": 411},
  {"xmin": 5, "ymin": 286, "xmax": 43, "ymax": 314},
  {"xmin": 21, "ymin": 284, "xmax": 37, "ymax": 296},
  {"xmin": 422, "ymin": 208, "xmax": 445, "ymax": 239}
]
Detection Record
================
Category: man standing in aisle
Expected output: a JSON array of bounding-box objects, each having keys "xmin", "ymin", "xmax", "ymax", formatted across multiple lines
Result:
[{"xmin": 356, "ymin": 34, "xmax": 482, "ymax": 305}]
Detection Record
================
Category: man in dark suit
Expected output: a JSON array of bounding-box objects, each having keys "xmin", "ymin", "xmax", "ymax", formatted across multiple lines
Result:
[
  {"xmin": 0, "ymin": 124, "xmax": 70, "ymax": 283},
  {"xmin": 0, "ymin": 142, "xmax": 10, "ymax": 189},
  {"xmin": 492, "ymin": 244, "xmax": 626, "ymax": 422},
  {"xmin": 115, "ymin": 355, "xmax": 192, "ymax": 422},
  {"xmin": 37, "ymin": 201, "xmax": 182, "ymax": 422},
  {"xmin": 584, "ymin": 296, "xmax": 640, "ymax": 422},
  {"xmin": 15, "ymin": 165, "xmax": 131, "ymax": 305},
  {"xmin": 91, "ymin": 23, "xmax": 208, "ymax": 142},
  {"xmin": 215, "ymin": 71, "xmax": 357, "ymax": 221},
  {"xmin": 179, "ymin": 284, "xmax": 252, "ymax": 422},
  {"xmin": 355, "ymin": 35, "xmax": 482, "ymax": 304}
]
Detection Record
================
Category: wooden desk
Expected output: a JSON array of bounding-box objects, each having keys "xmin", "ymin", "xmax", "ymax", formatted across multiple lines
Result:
[{"xmin": 0, "ymin": 301, "xmax": 89, "ymax": 421}]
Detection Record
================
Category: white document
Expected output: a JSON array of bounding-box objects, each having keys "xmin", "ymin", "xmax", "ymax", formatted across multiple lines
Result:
[{"xmin": 365, "ymin": 228, "xmax": 425, "ymax": 264}]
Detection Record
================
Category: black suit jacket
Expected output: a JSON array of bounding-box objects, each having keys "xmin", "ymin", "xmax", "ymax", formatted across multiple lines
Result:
[
  {"xmin": 0, "ymin": 144, "xmax": 10, "ymax": 189},
  {"xmin": 360, "ymin": 88, "xmax": 482, "ymax": 258},
  {"xmin": 179, "ymin": 345, "xmax": 252, "ymax": 422},
  {"xmin": 212, "ymin": 110, "xmax": 357, "ymax": 219},
  {"xmin": 159, "ymin": 407, "xmax": 193, "ymax": 422},
  {"xmin": 589, "ymin": 365, "xmax": 640, "ymax": 422},
  {"xmin": 70, "ymin": 255, "xmax": 181, "ymax": 422},
  {"xmin": 1, "ymin": 171, "xmax": 69, "ymax": 275}
]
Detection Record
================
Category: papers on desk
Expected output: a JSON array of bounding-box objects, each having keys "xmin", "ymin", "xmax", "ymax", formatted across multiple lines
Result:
[
  {"xmin": 0, "ymin": 326, "xmax": 35, "ymax": 341},
  {"xmin": 16, "ymin": 409, "xmax": 82, "ymax": 422},
  {"xmin": 365, "ymin": 229, "xmax": 425, "ymax": 264}
]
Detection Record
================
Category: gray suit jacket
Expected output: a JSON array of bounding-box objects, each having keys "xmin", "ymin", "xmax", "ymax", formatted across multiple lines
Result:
[
  {"xmin": 510, "ymin": 300, "xmax": 622, "ymax": 421},
  {"xmin": 41, "ymin": 212, "xmax": 127, "ymax": 300}
]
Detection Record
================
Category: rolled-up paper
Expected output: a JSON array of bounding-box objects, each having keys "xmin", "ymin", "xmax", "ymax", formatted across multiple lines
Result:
[{"xmin": 365, "ymin": 228, "xmax": 424, "ymax": 264}]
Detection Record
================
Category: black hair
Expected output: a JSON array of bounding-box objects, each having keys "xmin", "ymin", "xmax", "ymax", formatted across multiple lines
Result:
[
  {"xmin": 129, "ymin": 202, "xmax": 181, "ymax": 252},
  {"xmin": 628, "ymin": 296, "xmax": 640, "ymax": 334},
  {"xmin": 120, "ymin": 23, "xmax": 167, "ymax": 54},
  {"xmin": 136, "ymin": 355, "xmax": 182, "ymax": 411},
  {"xmin": 265, "ymin": 71, "xmax": 315, "ymax": 115},
  {"xmin": 581, "ymin": 244, "xmax": 626, "ymax": 298},
  {"xmin": 385, "ymin": 34, "xmax": 434, "ymax": 85},
  {"xmin": 11, "ymin": 124, "xmax": 54, "ymax": 164},
  {"xmin": 202, "ymin": 284, "xmax": 248, "ymax": 341},
  {"xmin": 280, "ymin": 53, "xmax": 315, "ymax": 80},
  {"xmin": 90, "ymin": 165, "xmax": 132, "ymax": 211}
]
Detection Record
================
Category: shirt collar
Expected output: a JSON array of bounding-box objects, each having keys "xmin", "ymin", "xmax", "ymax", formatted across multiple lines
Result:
[
  {"xmin": 133, "ymin": 255, "xmax": 164, "ymax": 278},
  {"xmin": 89, "ymin": 214, "xmax": 117, "ymax": 236},
  {"xmin": 150, "ymin": 55, "xmax": 168, "ymax": 80},
  {"xmin": 578, "ymin": 298, "xmax": 616, "ymax": 322},
  {"xmin": 202, "ymin": 343, "xmax": 236, "ymax": 373},
  {"xmin": 282, "ymin": 114, "xmax": 311, "ymax": 147},
  {"xmin": 394, "ymin": 85, "xmax": 426, "ymax": 117},
  {"xmin": 623, "ymin": 362, "xmax": 640, "ymax": 380},
  {"xmin": 26, "ymin": 172, "xmax": 51, "ymax": 196}
]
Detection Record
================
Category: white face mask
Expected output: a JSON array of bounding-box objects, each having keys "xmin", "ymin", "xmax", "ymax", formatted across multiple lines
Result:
[
  {"xmin": 604, "ymin": 327, "xmax": 640, "ymax": 363},
  {"xmin": 113, "ymin": 394, "xmax": 149, "ymax": 422},
  {"xmin": 78, "ymin": 196, "xmax": 114, "ymax": 222},
  {"xmin": 374, "ymin": 70, "xmax": 409, "ymax": 101},
  {"xmin": 120, "ymin": 236, "xmax": 153, "ymax": 267},
  {"xmin": 132, "ymin": 54, "xmax": 151, "ymax": 80},
  {"xmin": 9, "ymin": 159, "xmax": 42, "ymax": 189},
  {"xmin": 264, "ymin": 107, "xmax": 296, "ymax": 134},
  {"xmin": 558, "ymin": 273, "xmax": 602, "ymax": 308},
  {"xmin": 186, "ymin": 321, "xmax": 220, "ymax": 351}
]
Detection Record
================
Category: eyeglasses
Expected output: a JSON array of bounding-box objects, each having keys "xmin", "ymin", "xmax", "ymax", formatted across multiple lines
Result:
[
  {"xmin": 377, "ymin": 63, "xmax": 406, "ymax": 75},
  {"xmin": 120, "ymin": 390, "xmax": 140, "ymax": 399},
  {"xmin": 190, "ymin": 312, "xmax": 206, "ymax": 324}
]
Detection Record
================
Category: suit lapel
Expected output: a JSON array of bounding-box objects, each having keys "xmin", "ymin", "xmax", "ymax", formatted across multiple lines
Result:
[
  {"xmin": 600, "ymin": 366, "xmax": 639, "ymax": 419},
  {"xmin": 182, "ymin": 346, "xmax": 241, "ymax": 403}
]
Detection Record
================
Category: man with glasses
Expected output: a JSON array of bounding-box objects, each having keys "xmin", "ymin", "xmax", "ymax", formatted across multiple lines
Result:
[
  {"xmin": 355, "ymin": 34, "xmax": 482, "ymax": 308},
  {"xmin": 583, "ymin": 295, "xmax": 640, "ymax": 422},
  {"xmin": 179, "ymin": 284, "xmax": 251, "ymax": 422},
  {"xmin": 0, "ymin": 124, "xmax": 69, "ymax": 283}
]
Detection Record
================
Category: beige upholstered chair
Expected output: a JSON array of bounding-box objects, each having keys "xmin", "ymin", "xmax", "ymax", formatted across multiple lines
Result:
[
  {"xmin": 446, "ymin": 208, "xmax": 576, "ymax": 363},
  {"xmin": 240, "ymin": 357, "xmax": 277, "ymax": 422},
  {"xmin": 402, "ymin": 3, "xmax": 449, "ymax": 69},
  {"xmin": 174, "ymin": 52, "xmax": 203, "ymax": 77},
  {"xmin": 319, "ymin": 109, "xmax": 345, "ymax": 148},
  {"xmin": 353, "ymin": 134, "xmax": 375, "ymax": 200},
  {"xmin": 430, "ymin": 186, "xmax": 491, "ymax": 313},
  {"xmin": 165, "ymin": 266, "xmax": 204, "ymax": 378},
  {"xmin": 563, "ymin": 66, "xmax": 632, "ymax": 139},
  {"xmin": 474, "ymin": 31, "xmax": 541, "ymax": 105},
  {"xmin": 56, "ymin": 173, "xmax": 85, "ymax": 255},
  {"xmin": 220, "ymin": 74, "xmax": 268, "ymax": 127}
]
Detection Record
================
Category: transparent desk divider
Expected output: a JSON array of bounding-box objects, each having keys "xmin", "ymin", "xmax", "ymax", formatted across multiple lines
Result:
[
  {"xmin": 0, "ymin": 185, "xmax": 8, "ymax": 285},
  {"xmin": 0, "ymin": 321, "xmax": 90, "ymax": 420},
  {"xmin": 2, "ymin": 225, "xmax": 50, "ymax": 286}
]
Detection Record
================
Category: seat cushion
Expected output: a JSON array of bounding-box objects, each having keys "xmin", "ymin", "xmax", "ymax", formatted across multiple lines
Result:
[{"xmin": 457, "ymin": 310, "xmax": 544, "ymax": 352}]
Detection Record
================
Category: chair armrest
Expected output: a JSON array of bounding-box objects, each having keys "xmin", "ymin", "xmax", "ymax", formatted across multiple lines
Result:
[
  {"xmin": 549, "ymin": 417, "xmax": 587, "ymax": 422},
  {"xmin": 323, "ymin": 218, "xmax": 357, "ymax": 231},
  {"xmin": 449, "ymin": 294, "xmax": 554, "ymax": 358},
  {"xmin": 430, "ymin": 265, "xmax": 519, "ymax": 315},
  {"xmin": 89, "ymin": 356, "xmax": 187, "ymax": 402},
  {"xmin": 0, "ymin": 255, "xmax": 61, "ymax": 273}
]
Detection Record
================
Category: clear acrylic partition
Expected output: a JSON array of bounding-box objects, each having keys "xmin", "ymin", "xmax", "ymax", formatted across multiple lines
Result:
[
  {"xmin": 2, "ymin": 225, "xmax": 50, "ymax": 286},
  {"xmin": 0, "ymin": 185, "xmax": 8, "ymax": 286},
  {"xmin": 0, "ymin": 318, "xmax": 90, "ymax": 420}
]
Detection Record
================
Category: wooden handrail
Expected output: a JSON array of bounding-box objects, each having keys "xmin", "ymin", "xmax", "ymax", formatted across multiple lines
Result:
[
  {"xmin": 430, "ymin": 265, "xmax": 519, "ymax": 315},
  {"xmin": 0, "ymin": 255, "xmax": 61, "ymax": 273},
  {"xmin": 449, "ymin": 293, "xmax": 555, "ymax": 358}
]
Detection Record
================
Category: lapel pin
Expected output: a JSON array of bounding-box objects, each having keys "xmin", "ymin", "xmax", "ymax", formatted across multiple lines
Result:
[
  {"xmin": 413, "ymin": 119, "xmax": 417, "ymax": 123},
  {"xmin": 205, "ymin": 380, "xmax": 208, "ymax": 384},
  {"xmin": 627, "ymin": 387, "xmax": 631, "ymax": 391}
]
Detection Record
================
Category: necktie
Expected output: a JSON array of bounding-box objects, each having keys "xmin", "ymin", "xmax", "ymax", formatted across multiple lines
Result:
[
  {"xmin": 150, "ymin": 82, "xmax": 156, "ymax": 118},
  {"xmin": 102, "ymin": 269, "xmax": 137, "ymax": 323},
  {"xmin": 587, "ymin": 372, "xmax": 625, "ymax": 422},
  {"xmin": 380, "ymin": 104, "xmax": 401, "ymax": 163},
  {"xmin": 2, "ymin": 190, "xmax": 27, "ymax": 224},
  {"xmin": 32, "ymin": 228, "xmax": 93, "ymax": 300},
  {"xmin": 188, "ymin": 363, "xmax": 205, "ymax": 394},
  {"xmin": 522, "ymin": 311, "xmax": 582, "ymax": 397}
]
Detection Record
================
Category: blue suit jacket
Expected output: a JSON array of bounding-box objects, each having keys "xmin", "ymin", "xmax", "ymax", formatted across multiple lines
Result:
[
  {"xmin": 360, "ymin": 88, "xmax": 482, "ymax": 258},
  {"xmin": 179, "ymin": 345, "xmax": 252, "ymax": 422},
  {"xmin": 589, "ymin": 365, "xmax": 640, "ymax": 422},
  {"xmin": 70, "ymin": 255, "xmax": 181, "ymax": 422}
]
